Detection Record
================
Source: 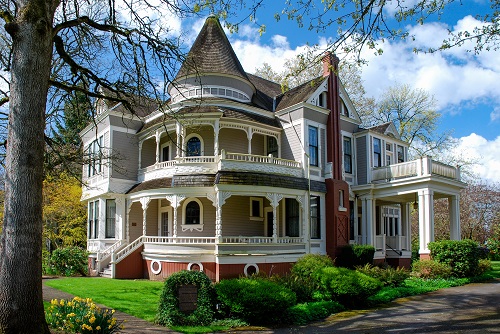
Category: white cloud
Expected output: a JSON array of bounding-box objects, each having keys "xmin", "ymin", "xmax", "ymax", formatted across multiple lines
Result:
[
  {"xmin": 491, "ymin": 107, "xmax": 500, "ymax": 122},
  {"xmin": 453, "ymin": 133, "xmax": 500, "ymax": 183}
]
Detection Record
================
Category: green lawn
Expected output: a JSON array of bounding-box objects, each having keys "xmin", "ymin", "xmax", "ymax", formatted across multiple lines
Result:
[{"xmin": 44, "ymin": 277, "xmax": 163, "ymax": 322}]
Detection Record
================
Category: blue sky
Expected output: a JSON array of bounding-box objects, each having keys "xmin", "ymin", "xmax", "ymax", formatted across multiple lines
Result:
[{"xmin": 190, "ymin": 0, "xmax": 499, "ymax": 183}]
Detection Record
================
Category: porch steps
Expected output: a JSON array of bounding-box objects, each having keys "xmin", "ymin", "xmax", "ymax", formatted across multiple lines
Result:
[{"xmin": 99, "ymin": 265, "xmax": 112, "ymax": 278}]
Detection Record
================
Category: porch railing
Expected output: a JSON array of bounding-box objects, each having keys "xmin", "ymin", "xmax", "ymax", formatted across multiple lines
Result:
[{"xmin": 372, "ymin": 156, "xmax": 460, "ymax": 182}]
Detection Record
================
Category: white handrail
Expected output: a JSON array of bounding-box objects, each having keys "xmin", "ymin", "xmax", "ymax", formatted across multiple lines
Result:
[{"xmin": 114, "ymin": 236, "xmax": 145, "ymax": 264}]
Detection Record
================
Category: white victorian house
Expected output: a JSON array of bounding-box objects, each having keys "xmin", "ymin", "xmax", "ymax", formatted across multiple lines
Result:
[{"xmin": 81, "ymin": 16, "xmax": 465, "ymax": 281}]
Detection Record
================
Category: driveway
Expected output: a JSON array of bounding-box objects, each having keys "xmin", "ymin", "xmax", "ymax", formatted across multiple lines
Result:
[{"xmin": 266, "ymin": 279, "xmax": 500, "ymax": 333}]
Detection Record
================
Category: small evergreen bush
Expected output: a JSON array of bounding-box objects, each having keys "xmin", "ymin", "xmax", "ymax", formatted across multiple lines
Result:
[
  {"xmin": 313, "ymin": 266, "xmax": 383, "ymax": 307},
  {"xmin": 429, "ymin": 239, "xmax": 481, "ymax": 277},
  {"xmin": 45, "ymin": 297, "xmax": 122, "ymax": 333},
  {"xmin": 157, "ymin": 270, "xmax": 216, "ymax": 326},
  {"xmin": 282, "ymin": 301, "xmax": 345, "ymax": 325},
  {"xmin": 50, "ymin": 246, "xmax": 88, "ymax": 276},
  {"xmin": 335, "ymin": 244, "xmax": 375, "ymax": 268},
  {"xmin": 356, "ymin": 264, "xmax": 410, "ymax": 287},
  {"xmin": 411, "ymin": 259, "xmax": 452, "ymax": 279},
  {"xmin": 269, "ymin": 274, "xmax": 316, "ymax": 303},
  {"xmin": 215, "ymin": 277, "xmax": 296, "ymax": 325}
]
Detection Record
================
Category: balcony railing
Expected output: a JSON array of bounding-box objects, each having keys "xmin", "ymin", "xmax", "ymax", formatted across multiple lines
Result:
[
  {"xmin": 138, "ymin": 151, "xmax": 303, "ymax": 181},
  {"xmin": 372, "ymin": 156, "xmax": 460, "ymax": 182}
]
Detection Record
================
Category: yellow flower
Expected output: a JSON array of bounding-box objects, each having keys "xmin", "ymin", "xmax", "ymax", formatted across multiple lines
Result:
[
  {"xmin": 51, "ymin": 299, "xmax": 59, "ymax": 305},
  {"xmin": 96, "ymin": 326, "xmax": 101, "ymax": 330},
  {"xmin": 89, "ymin": 316, "xmax": 96, "ymax": 324},
  {"xmin": 59, "ymin": 300, "xmax": 65, "ymax": 306}
]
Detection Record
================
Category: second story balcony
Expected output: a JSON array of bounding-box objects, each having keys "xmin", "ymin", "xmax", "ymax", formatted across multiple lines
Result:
[
  {"xmin": 138, "ymin": 150, "xmax": 304, "ymax": 182},
  {"xmin": 371, "ymin": 156, "xmax": 461, "ymax": 184}
]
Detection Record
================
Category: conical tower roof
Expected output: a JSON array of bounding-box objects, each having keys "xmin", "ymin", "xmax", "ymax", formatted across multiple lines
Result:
[{"xmin": 174, "ymin": 16, "xmax": 251, "ymax": 84}]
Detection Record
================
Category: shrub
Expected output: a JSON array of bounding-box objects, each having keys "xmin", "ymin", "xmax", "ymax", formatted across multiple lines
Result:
[
  {"xmin": 50, "ymin": 246, "xmax": 88, "ymax": 276},
  {"xmin": 45, "ymin": 297, "xmax": 122, "ymax": 333},
  {"xmin": 157, "ymin": 270, "xmax": 216, "ymax": 326},
  {"xmin": 429, "ymin": 239, "xmax": 481, "ymax": 277},
  {"xmin": 335, "ymin": 245, "xmax": 375, "ymax": 268},
  {"xmin": 269, "ymin": 274, "xmax": 316, "ymax": 303},
  {"xmin": 411, "ymin": 259, "xmax": 452, "ymax": 279},
  {"xmin": 215, "ymin": 277, "xmax": 296, "ymax": 325},
  {"xmin": 477, "ymin": 259, "xmax": 492, "ymax": 275},
  {"xmin": 356, "ymin": 264, "xmax": 410, "ymax": 287},
  {"xmin": 291, "ymin": 254, "xmax": 334, "ymax": 279},
  {"xmin": 282, "ymin": 301, "xmax": 345, "ymax": 325},
  {"xmin": 486, "ymin": 238, "xmax": 500, "ymax": 260},
  {"xmin": 313, "ymin": 266, "xmax": 383, "ymax": 307}
]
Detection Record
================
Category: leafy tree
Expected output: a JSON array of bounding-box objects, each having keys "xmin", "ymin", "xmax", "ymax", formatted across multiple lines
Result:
[
  {"xmin": 43, "ymin": 172, "xmax": 87, "ymax": 251},
  {"xmin": 365, "ymin": 83, "xmax": 454, "ymax": 159}
]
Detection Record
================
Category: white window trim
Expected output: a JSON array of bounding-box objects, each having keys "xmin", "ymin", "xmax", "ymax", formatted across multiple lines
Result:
[
  {"xmin": 181, "ymin": 198, "xmax": 204, "ymax": 232},
  {"xmin": 184, "ymin": 133, "xmax": 205, "ymax": 156},
  {"xmin": 249, "ymin": 197, "xmax": 264, "ymax": 221}
]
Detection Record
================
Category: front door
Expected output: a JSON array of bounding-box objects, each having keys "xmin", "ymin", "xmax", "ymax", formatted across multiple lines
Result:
[{"xmin": 160, "ymin": 211, "xmax": 169, "ymax": 236}]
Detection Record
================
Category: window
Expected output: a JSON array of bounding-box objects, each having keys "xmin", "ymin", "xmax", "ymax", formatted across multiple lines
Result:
[
  {"xmin": 186, "ymin": 136, "xmax": 201, "ymax": 156},
  {"xmin": 267, "ymin": 136, "xmax": 278, "ymax": 157},
  {"xmin": 339, "ymin": 190, "xmax": 345, "ymax": 209},
  {"xmin": 397, "ymin": 145, "xmax": 405, "ymax": 163},
  {"xmin": 310, "ymin": 196, "xmax": 320, "ymax": 239},
  {"xmin": 185, "ymin": 201, "xmax": 200, "ymax": 225},
  {"xmin": 285, "ymin": 198, "xmax": 300, "ymax": 237},
  {"xmin": 343, "ymin": 137, "xmax": 352, "ymax": 174},
  {"xmin": 88, "ymin": 200, "xmax": 99, "ymax": 239},
  {"xmin": 87, "ymin": 136, "xmax": 103, "ymax": 177},
  {"xmin": 250, "ymin": 197, "xmax": 263, "ymax": 221},
  {"xmin": 105, "ymin": 199, "xmax": 116, "ymax": 238},
  {"xmin": 318, "ymin": 92, "xmax": 327, "ymax": 107},
  {"xmin": 309, "ymin": 126, "xmax": 318, "ymax": 166},
  {"xmin": 373, "ymin": 138, "xmax": 381, "ymax": 167},
  {"xmin": 161, "ymin": 144, "xmax": 170, "ymax": 162},
  {"xmin": 160, "ymin": 211, "xmax": 169, "ymax": 236},
  {"xmin": 182, "ymin": 198, "xmax": 204, "ymax": 231},
  {"xmin": 341, "ymin": 100, "xmax": 349, "ymax": 117}
]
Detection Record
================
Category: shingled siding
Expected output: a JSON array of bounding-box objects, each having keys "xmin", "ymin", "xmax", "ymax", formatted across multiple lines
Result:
[
  {"xmin": 281, "ymin": 125, "xmax": 303, "ymax": 162},
  {"xmin": 111, "ymin": 130, "xmax": 139, "ymax": 180},
  {"xmin": 219, "ymin": 128, "xmax": 248, "ymax": 154},
  {"xmin": 356, "ymin": 135, "xmax": 367, "ymax": 185}
]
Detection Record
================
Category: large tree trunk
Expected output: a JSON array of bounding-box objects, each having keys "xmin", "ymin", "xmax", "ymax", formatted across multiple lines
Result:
[{"xmin": 0, "ymin": 1, "xmax": 55, "ymax": 333}]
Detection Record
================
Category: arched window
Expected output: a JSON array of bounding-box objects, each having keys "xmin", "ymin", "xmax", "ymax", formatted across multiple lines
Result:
[
  {"xmin": 186, "ymin": 136, "xmax": 201, "ymax": 156},
  {"xmin": 182, "ymin": 198, "xmax": 204, "ymax": 232},
  {"xmin": 185, "ymin": 201, "xmax": 200, "ymax": 225}
]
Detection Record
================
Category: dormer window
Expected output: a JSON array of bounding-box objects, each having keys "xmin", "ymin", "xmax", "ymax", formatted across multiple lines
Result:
[
  {"xmin": 318, "ymin": 92, "xmax": 327, "ymax": 108},
  {"xmin": 341, "ymin": 100, "xmax": 350, "ymax": 117}
]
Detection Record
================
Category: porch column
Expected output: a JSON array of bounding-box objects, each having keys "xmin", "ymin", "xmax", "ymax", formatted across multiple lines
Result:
[
  {"xmin": 140, "ymin": 197, "xmax": 151, "ymax": 236},
  {"xmin": 155, "ymin": 130, "xmax": 161, "ymax": 164},
  {"xmin": 211, "ymin": 191, "xmax": 231, "ymax": 242},
  {"xmin": 176, "ymin": 122, "xmax": 183, "ymax": 157},
  {"xmin": 214, "ymin": 119, "xmax": 220, "ymax": 156},
  {"xmin": 400, "ymin": 202, "xmax": 411, "ymax": 250},
  {"xmin": 418, "ymin": 188, "xmax": 434, "ymax": 257},
  {"xmin": 361, "ymin": 197, "xmax": 374, "ymax": 245},
  {"xmin": 166, "ymin": 194, "xmax": 186, "ymax": 238},
  {"xmin": 138, "ymin": 140, "xmax": 143, "ymax": 170},
  {"xmin": 125, "ymin": 200, "xmax": 133, "ymax": 242},
  {"xmin": 449, "ymin": 194, "xmax": 461, "ymax": 240},
  {"xmin": 266, "ymin": 193, "xmax": 283, "ymax": 242},
  {"xmin": 247, "ymin": 128, "xmax": 253, "ymax": 154}
]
